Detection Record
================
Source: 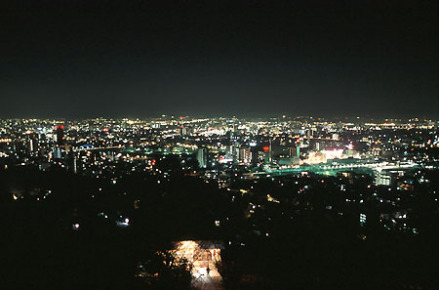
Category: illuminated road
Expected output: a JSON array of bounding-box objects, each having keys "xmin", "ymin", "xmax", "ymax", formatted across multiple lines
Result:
[{"xmin": 250, "ymin": 160, "xmax": 422, "ymax": 177}]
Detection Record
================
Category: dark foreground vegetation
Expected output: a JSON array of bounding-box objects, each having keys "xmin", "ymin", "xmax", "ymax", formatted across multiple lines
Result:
[{"xmin": 1, "ymin": 163, "xmax": 438, "ymax": 289}]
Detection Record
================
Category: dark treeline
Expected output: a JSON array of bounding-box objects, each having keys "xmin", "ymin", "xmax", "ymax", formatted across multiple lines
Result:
[
  {"xmin": 1, "ymin": 163, "xmax": 438, "ymax": 289},
  {"xmin": 0, "ymin": 165, "xmax": 221, "ymax": 289}
]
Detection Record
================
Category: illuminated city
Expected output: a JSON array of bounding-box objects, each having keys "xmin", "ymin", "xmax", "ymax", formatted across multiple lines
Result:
[
  {"xmin": 1, "ymin": 1, "xmax": 437, "ymax": 289},
  {"xmin": 1, "ymin": 116, "xmax": 438, "ymax": 288}
]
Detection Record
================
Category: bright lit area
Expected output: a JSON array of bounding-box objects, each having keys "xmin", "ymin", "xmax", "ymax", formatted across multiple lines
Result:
[{"xmin": 171, "ymin": 240, "xmax": 224, "ymax": 289}]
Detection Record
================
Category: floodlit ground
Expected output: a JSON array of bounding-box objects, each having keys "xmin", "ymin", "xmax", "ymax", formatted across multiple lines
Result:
[{"xmin": 173, "ymin": 240, "xmax": 224, "ymax": 290}]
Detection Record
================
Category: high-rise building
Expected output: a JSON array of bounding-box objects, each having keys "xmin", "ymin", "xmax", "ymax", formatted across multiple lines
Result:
[
  {"xmin": 262, "ymin": 142, "xmax": 271, "ymax": 164},
  {"xmin": 360, "ymin": 214, "xmax": 367, "ymax": 227},
  {"xmin": 55, "ymin": 125, "xmax": 65, "ymax": 146},
  {"xmin": 53, "ymin": 147, "xmax": 62, "ymax": 159},
  {"xmin": 269, "ymin": 139, "xmax": 273, "ymax": 163},
  {"xmin": 197, "ymin": 148, "xmax": 208, "ymax": 168},
  {"xmin": 88, "ymin": 122, "xmax": 94, "ymax": 140},
  {"xmin": 27, "ymin": 134, "xmax": 38, "ymax": 153},
  {"xmin": 232, "ymin": 143, "xmax": 239, "ymax": 162},
  {"xmin": 238, "ymin": 148, "xmax": 252, "ymax": 164},
  {"xmin": 73, "ymin": 154, "xmax": 78, "ymax": 174}
]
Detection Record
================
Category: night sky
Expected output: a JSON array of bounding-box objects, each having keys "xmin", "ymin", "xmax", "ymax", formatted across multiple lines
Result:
[{"xmin": 1, "ymin": 1, "xmax": 437, "ymax": 118}]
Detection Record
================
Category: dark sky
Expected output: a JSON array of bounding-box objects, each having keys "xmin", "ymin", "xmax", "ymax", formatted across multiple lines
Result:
[{"xmin": 1, "ymin": 0, "xmax": 437, "ymax": 118}]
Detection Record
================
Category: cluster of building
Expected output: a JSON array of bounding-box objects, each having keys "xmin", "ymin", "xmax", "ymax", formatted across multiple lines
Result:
[
  {"xmin": 1, "ymin": 116, "xmax": 438, "ymax": 236},
  {"xmin": 0, "ymin": 116, "xmax": 437, "ymax": 174},
  {"xmin": 0, "ymin": 116, "xmax": 439, "ymax": 170}
]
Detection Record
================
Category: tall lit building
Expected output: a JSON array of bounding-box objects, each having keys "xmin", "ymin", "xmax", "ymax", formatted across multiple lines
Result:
[
  {"xmin": 27, "ymin": 134, "xmax": 38, "ymax": 153},
  {"xmin": 238, "ymin": 148, "xmax": 252, "ymax": 164},
  {"xmin": 55, "ymin": 125, "xmax": 65, "ymax": 146},
  {"xmin": 197, "ymin": 148, "xmax": 207, "ymax": 168}
]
